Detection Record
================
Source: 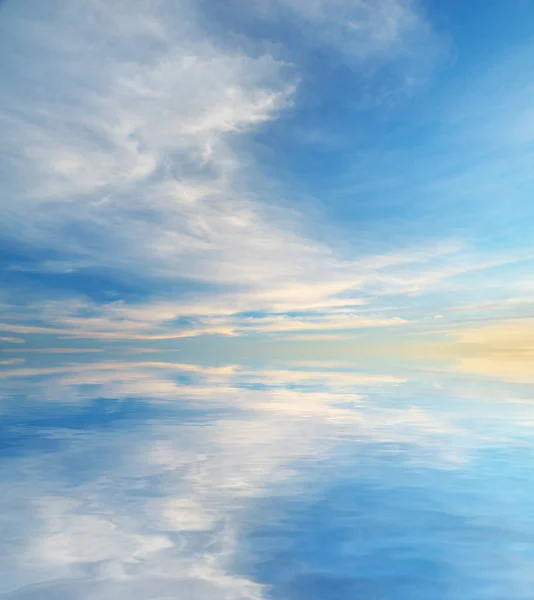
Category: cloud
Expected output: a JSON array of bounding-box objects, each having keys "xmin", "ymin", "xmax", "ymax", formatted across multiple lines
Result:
[
  {"xmin": 0, "ymin": 358, "xmax": 25, "ymax": 366},
  {"xmin": 281, "ymin": 0, "xmax": 434, "ymax": 54},
  {"xmin": 0, "ymin": 242, "xmax": 527, "ymax": 341},
  {"xmin": 1, "ymin": 1, "xmax": 293, "ymax": 268},
  {"xmin": 1, "ymin": 0, "xmax": 525, "ymax": 347},
  {"xmin": 1, "ymin": 0, "xmax": 531, "ymax": 353},
  {"xmin": 0, "ymin": 348, "xmax": 103, "ymax": 354},
  {"xmin": 243, "ymin": 0, "xmax": 440, "ymax": 80},
  {"xmin": 0, "ymin": 321, "xmax": 236, "ymax": 341},
  {"xmin": 1, "ymin": 241, "xmax": 512, "ymax": 341},
  {"xmin": 0, "ymin": 337, "xmax": 25, "ymax": 344},
  {"xmin": 0, "ymin": 0, "xmax": 459, "ymax": 342}
]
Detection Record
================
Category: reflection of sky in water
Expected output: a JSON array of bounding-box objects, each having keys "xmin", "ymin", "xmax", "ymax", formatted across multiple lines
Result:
[{"xmin": 1, "ymin": 359, "xmax": 534, "ymax": 599}]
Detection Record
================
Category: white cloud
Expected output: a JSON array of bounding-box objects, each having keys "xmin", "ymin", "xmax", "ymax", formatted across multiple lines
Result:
[
  {"xmin": 0, "ymin": 358, "xmax": 25, "ymax": 366},
  {"xmin": 2, "ymin": 0, "xmax": 526, "ymax": 346},
  {"xmin": 1, "ymin": 240, "xmax": 510, "ymax": 341},
  {"xmin": 1, "ymin": 348, "xmax": 103, "ymax": 354},
  {"xmin": 0, "ymin": 0, "xmax": 459, "ymax": 341},
  {"xmin": 0, "ymin": 337, "xmax": 25, "ymax": 344}
]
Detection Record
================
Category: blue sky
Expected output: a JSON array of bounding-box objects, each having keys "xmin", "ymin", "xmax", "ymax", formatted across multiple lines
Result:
[
  {"xmin": 4, "ymin": 5, "xmax": 534, "ymax": 597},
  {"xmin": 2, "ymin": 0, "xmax": 534, "ymax": 357}
]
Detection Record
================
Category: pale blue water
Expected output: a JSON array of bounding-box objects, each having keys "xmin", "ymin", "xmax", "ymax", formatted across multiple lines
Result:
[{"xmin": 1, "ymin": 356, "xmax": 534, "ymax": 599}]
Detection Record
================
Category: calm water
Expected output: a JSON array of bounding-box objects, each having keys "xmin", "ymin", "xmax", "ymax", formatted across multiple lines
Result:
[{"xmin": 1, "ymin": 356, "xmax": 534, "ymax": 599}]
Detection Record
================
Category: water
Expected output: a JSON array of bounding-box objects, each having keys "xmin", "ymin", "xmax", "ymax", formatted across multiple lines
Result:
[{"xmin": 1, "ymin": 355, "xmax": 534, "ymax": 599}]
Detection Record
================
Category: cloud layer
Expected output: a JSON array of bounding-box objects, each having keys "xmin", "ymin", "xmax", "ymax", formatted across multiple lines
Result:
[
  {"xmin": 0, "ymin": 0, "xmax": 453, "ymax": 342},
  {"xmin": 1, "ymin": 0, "xmax": 534, "ymax": 349}
]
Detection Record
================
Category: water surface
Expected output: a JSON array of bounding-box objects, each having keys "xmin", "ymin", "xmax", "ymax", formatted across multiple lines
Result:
[{"xmin": 1, "ymin": 356, "xmax": 534, "ymax": 599}]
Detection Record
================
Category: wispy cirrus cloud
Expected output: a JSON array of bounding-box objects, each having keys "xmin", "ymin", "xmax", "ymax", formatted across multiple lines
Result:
[
  {"xmin": 267, "ymin": 0, "xmax": 438, "ymax": 63},
  {"xmin": 0, "ymin": 348, "xmax": 103, "ymax": 354},
  {"xmin": 0, "ymin": 358, "xmax": 25, "ymax": 366},
  {"xmin": 0, "ymin": 336, "xmax": 25, "ymax": 344},
  {"xmin": 0, "ymin": 0, "xmax": 455, "ymax": 343},
  {"xmin": 3, "ymin": 0, "xmax": 523, "ymax": 346}
]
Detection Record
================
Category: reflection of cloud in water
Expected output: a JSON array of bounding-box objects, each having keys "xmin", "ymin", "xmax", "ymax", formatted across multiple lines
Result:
[{"xmin": 1, "ymin": 361, "xmax": 534, "ymax": 598}]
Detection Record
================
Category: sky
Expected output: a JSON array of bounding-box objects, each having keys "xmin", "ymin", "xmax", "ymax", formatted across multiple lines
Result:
[
  {"xmin": 3, "ymin": 4, "xmax": 534, "ymax": 597},
  {"xmin": 2, "ymin": 0, "xmax": 534, "ymax": 362}
]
